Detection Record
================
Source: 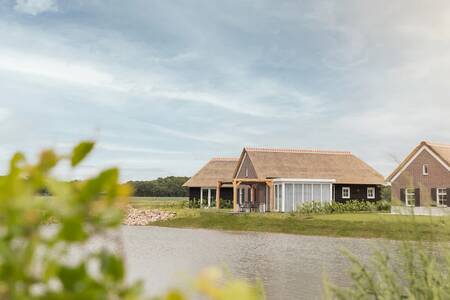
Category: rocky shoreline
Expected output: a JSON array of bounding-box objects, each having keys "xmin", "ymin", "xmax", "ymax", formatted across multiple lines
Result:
[{"xmin": 123, "ymin": 206, "xmax": 176, "ymax": 226}]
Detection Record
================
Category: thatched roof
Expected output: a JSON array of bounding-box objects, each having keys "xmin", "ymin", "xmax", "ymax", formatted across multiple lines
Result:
[
  {"xmin": 387, "ymin": 141, "xmax": 450, "ymax": 182},
  {"xmin": 183, "ymin": 158, "xmax": 239, "ymax": 187},
  {"xmin": 236, "ymin": 147, "xmax": 384, "ymax": 185}
]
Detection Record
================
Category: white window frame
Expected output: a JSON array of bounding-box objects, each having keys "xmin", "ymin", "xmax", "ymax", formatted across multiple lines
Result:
[
  {"xmin": 239, "ymin": 188, "xmax": 245, "ymax": 206},
  {"xmin": 245, "ymin": 167, "xmax": 249, "ymax": 177},
  {"xmin": 422, "ymin": 164, "xmax": 429, "ymax": 176},
  {"xmin": 342, "ymin": 187, "xmax": 350, "ymax": 199},
  {"xmin": 200, "ymin": 187, "xmax": 216, "ymax": 208},
  {"xmin": 405, "ymin": 188, "xmax": 415, "ymax": 207},
  {"xmin": 272, "ymin": 179, "xmax": 334, "ymax": 212},
  {"xmin": 437, "ymin": 188, "xmax": 447, "ymax": 207},
  {"xmin": 367, "ymin": 187, "xmax": 375, "ymax": 199}
]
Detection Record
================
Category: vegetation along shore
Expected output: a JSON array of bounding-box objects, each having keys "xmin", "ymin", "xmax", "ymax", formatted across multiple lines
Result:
[{"xmin": 131, "ymin": 197, "xmax": 450, "ymax": 241}]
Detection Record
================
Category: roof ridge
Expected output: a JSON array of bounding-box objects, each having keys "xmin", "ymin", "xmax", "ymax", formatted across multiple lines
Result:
[
  {"xmin": 424, "ymin": 141, "xmax": 450, "ymax": 148},
  {"xmin": 210, "ymin": 157, "xmax": 239, "ymax": 161},
  {"xmin": 244, "ymin": 147, "xmax": 351, "ymax": 155}
]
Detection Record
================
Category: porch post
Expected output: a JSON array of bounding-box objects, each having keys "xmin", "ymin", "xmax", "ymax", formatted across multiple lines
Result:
[
  {"xmin": 216, "ymin": 181, "xmax": 221, "ymax": 209},
  {"xmin": 267, "ymin": 180, "xmax": 274, "ymax": 211},
  {"xmin": 250, "ymin": 185, "xmax": 255, "ymax": 208},
  {"xmin": 207, "ymin": 188, "xmax": 211, "ymax": 207},
  {"xmin": 233, "ymin": 180, "xmax": 239, "ymax": 211},
  {"xmin": 200, "ymin": 188, "xmax": 203, "ymax": 208}
]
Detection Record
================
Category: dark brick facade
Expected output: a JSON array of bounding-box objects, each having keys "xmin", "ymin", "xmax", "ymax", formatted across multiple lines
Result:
[{"xmin": 334, "ymin": 184, "xmax": 381, "ymax": 203}]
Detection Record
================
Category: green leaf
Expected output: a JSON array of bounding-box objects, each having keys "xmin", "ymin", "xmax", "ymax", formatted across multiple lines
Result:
[
  {"xmin": 71, "ymin": 141, "xmax": 95, "ymax": 167},
  {"xmin": 39, "ymin": 150, "xmax": 59, "ymax": 171},
  {"xmin": 58, "ymin": 264, "xmax": 88, "ymax": 291},
  {"xmin": 100, "ymin": 253, "xmax": 124, "ymax": 281},
  {"xmin": 59, "ymin": 218, "xmax": 88, "ymax": 242}
]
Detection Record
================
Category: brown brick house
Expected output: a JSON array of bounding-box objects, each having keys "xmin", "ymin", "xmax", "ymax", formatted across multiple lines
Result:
[
  {"xmin": 184, "ymin": 147, "xmax": 384, "ymax": 212},
  {"xmin": 387, "ymin": 141, "xmax": 450, "ymax": 208}
]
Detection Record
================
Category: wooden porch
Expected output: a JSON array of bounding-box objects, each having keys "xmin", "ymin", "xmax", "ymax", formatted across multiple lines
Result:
[{"xmin": 215, "ymin": 178, "xmax": 274, "ymax": 212}]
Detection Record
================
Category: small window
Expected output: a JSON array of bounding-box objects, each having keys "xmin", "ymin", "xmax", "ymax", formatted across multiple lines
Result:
[
  {"xmin": 437, "ymin": 188, "xmax": 447, "ymax": 207},
  {"xmin": 423, "ymin": 164, "xmax": 429, "ymax": 175},
  {"xmin": 342, "ymin": 187, "xmax": 350, "ymax": 199},
  {"xmin": 367, "ymin": 187, "xmax": 375, "ymax": 199},
  {"xmin": 245, "ymin": 167, "xmax": 249, "ymax": 177},
  {"xmin": 405, "ymin": 188, "xmax": 415, "ymax": 206}
]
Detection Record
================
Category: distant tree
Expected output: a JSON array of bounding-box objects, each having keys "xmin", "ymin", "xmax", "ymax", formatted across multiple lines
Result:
[{"xmin": 127, "ymin": 176, "xmax": 189, "ymax": 197}]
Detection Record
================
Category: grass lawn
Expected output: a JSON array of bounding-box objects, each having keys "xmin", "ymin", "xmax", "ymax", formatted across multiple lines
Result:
[
  {"xmin": 141, "ymin": 206, "xmax": 450, "ymax": 240},
  {"xmin": 129, "ymin": 197, "xmax": 188, "ymax": 210}
]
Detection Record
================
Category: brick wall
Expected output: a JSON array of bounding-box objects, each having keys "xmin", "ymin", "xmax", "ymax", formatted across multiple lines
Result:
[{"xmin": 391, "ymin": 149, "xmax": 450, "ymax": 205}]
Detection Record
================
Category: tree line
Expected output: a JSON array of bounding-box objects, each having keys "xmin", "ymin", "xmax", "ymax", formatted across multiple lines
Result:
[{"xmin": 127, "ymin": 176, "xmax": 189, "ymax": 197}]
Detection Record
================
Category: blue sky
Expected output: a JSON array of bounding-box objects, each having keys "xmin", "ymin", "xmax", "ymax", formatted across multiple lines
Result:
[{"xmin": 1, "ymin": 0, "xmax": 450, "ymax": 180}]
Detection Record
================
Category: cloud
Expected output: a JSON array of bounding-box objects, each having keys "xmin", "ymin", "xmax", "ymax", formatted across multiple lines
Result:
[
  {"xmin": 14, "ymin": 0, "xmax": 58, "ymax": 16},
  {"xmin": 0, "ymin": 108, "xmax": 10, "ymax": 123},
  {"xmin": 0, "ymin": 49, "xmax": 122, "ymax": 91},
  {"xmin": 2, "ymin": 1, "xmax": 450, "ymax": 179}
]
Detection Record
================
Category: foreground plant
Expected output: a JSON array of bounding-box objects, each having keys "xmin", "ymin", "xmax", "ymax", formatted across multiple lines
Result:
[
  {"xmin": 0, "ymin": 142, "xmax": 262, "ymax": 299},
  {"xmin": 0, "ymin": 141, "xmax": 141, "ymax": 299},
  {"xmin": 325, "ymin": 239, "xmax": 450, "ymax": 299}
]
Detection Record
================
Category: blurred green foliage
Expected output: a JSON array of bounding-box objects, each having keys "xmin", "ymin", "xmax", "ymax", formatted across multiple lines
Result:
[
  {"xmin": 325, "ymin": 239, "xmax": 450, "ymax": 299},
  {"xmin": 0, "ymin": 142, "xmax": 263, "ymax": 300},
  {"xmin": 0, "ymin": 141, "xmax": 141, "ymax": 299}
]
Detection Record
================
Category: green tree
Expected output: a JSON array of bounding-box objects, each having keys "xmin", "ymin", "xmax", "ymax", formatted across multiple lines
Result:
[{"xmin": 128, "ymin": 177, "xmax": 189, "ymax": 197}]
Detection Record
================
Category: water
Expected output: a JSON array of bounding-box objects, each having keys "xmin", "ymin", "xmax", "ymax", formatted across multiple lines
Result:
[{"xmin": 118, "ymin": 226, "xmax": 386, "ymax": 299}]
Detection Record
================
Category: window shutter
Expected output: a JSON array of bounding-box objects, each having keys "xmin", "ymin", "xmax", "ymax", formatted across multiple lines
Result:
[
  {"xmin": 415, "ymin": 188, "xmax": 420, "ymax": 207},
  {"xmin": 400, "ymin": 189, "xmax": 405, "ymax": 204},
  {"xmin": 431, "ymin": 188, "xmax": 437, "ymax": 207}
]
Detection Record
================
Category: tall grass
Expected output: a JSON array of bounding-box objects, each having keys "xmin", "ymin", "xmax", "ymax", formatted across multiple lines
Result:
[
  {"xmin": 325, "ymin": 192, "xmax": 450, "ymax": 299},
  {"xmin": 325, "ymin": 239, "xmax": 450, "ymax": 299}
]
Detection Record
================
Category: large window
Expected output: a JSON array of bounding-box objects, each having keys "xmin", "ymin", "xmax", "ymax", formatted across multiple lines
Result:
[
  {"xmin": 313, "ymin": 184, "xmax": 321, "ymax": 202},
  {"xmin": 285, "ymin": 184, "xmax": 294, "ymax": 211},
  {"xmin": 405, "ymin": 188, "xmax": 415, "ymax": 207},
  {"xmin": 437, "ymin": 188, "xmax": 447, "ymax": 207},
  {"xmin": 304, "ymin": 184, "xmax": 312, "ymax": 202},
  {"xmin": 200, "ymin": 188, "xmax": 216, "ymax": 207},
  {"xmin": 274, "ymin": 184, "xmax": 283, "ymax": 211},
  {"xmin": 274, "ymin": 185, "xmax": 278, "ymax": 210},
  {"xmin": 273, "ymin": 182, "xmax": 333, "ymax": 212},
  {"xmin": 322, "ymin": 184, "xmax": 331, "ymax": 202},
  {"xmin": 342, "ymin": 187, "xmax": 350, "ymax": 199},
  {"xmin": 294, "ymin": 184, "xmax": 303, "ymax": 207},
  {"xmin": 367, "ymin": 187, "xmax": 375, "ymax": 199}
]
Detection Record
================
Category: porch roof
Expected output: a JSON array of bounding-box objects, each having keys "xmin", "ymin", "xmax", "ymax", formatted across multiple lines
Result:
[{"xmin": 183, "ymin": 157, "xmax": 239, "ymax": 187}]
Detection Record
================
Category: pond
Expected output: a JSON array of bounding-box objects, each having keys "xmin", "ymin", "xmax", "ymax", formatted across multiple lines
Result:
[{"xmin": 117, "ymin": 226, "xmax": 387, "ymax": 299}]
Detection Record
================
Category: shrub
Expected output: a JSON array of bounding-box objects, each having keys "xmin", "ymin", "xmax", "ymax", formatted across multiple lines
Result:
[
  {"xmin": 297, "ymin": 200, "xmax": 390, "ymax": 215},
  {"xmin": 0, "ymin": 142, "xmax": 262, "ymax": 300},
  {"xmin": 0, "ymin": 141, "xmax": 141, "ymax": 299}
]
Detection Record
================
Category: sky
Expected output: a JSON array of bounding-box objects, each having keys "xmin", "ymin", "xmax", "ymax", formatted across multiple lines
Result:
[{"xmin": 0, "ymin": 0, "xmax": 450, "ymax": 180}]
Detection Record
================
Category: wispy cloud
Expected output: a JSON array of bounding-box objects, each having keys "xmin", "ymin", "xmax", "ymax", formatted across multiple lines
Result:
[
  {"xmin": 14, "ymin": 0, "xmax": 57, "ymax": 16},
  {"xmin": 0, "ymin": 49, "xmax": 124, "ymax": 91},
  {"xmin": 1, "ymin": 1, "xmax": 450, "ymax": 179}
]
